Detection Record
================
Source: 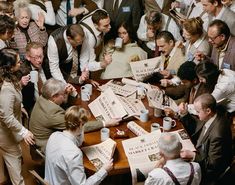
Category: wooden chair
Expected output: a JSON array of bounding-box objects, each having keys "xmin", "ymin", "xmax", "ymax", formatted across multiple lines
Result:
[{"xmin": 29, "ymin": 170, "xmax": 50, "ymax": 185}]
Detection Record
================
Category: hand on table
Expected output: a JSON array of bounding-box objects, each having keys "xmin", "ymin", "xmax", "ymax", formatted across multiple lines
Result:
[{"xmin": 105, "ymin": 118, "xmax": 122, "ymax": 127}]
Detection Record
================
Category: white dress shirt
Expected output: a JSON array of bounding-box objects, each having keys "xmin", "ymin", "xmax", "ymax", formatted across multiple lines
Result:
[
  {"xmin": 137, "ymin": 13, "xmax": 182, "ymax": 51},
  {"xmin": 212, "ymin": 69, "xmax": 235, "ymax": 113},
  {"xmin": 145, "ymin": 158, "xmax": 201, "ymax": 185},
  {"xmin": 80, "ymin": 16, "xmax": 103, "ymax": 71},
  {"xmin": 47, "ymin": 30, "xmax": 73, "ymax": 83},
  {"xmin": 45, "ymin": 131, "xmax": 108, "ymax": 185},
  {"xmin": 29, "ymin": 0, "xmax": 56, "ymax": 26}
]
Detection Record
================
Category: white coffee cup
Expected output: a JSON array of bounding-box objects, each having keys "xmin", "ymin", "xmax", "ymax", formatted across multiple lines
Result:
[
  {"xmin": 84, "ymin": 84, "xmax": 92, "ymax": 95},
  {"xmin": 163, "ymin": 117, "xmax": 176, "ymax": 131},
  {"xmin": 151, "ymin": 123, "xmax": 160, "ymax": 132},
  {"xmin": 154, "ymin": 108, "xmax": 162, "ymax": 118},
  {"xmin": 30, "ymin": 70, "xmax": 38, "ymax": 83},
  {"xmin": 140, "ymin": 109, "xmax": 149, "ymax": 122},
  {"xmin": 114, "ymin": 37, "xmax": 123, "ymax": 49},
  {"xmin": 137, "ymin": 85, "xmax": 146, "ymax": 99},
  {"xmin": 81, "ymin": 86, "xmax": 90, "ymax": 101},
  {"xmin": 100, "ymin": 128, "xmax": 110, "ymax": 142}
]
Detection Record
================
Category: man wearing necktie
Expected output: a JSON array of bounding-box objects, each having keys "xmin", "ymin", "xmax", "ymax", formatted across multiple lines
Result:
[{"xmin": 179, "ymin": 94, "xmax": 232, "ymax": 185}]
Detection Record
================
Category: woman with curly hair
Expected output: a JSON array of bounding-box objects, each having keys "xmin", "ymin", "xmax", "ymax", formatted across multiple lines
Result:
[{"xmin": 0, "ymin": 48, "xmax": 34, "ymax": 185}]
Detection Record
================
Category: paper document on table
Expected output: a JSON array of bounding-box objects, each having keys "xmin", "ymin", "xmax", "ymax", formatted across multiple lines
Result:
[
  {"xmin": 82, "ymin": 138, "xmax": 116, "ymax": 170},
  {"xmin": 171, "ymin": 129, "xmax": 196, "ymax": 151},
  {"xmin": 118, "ymin": 96, "xmax": 146, "ymax": 117},
  {"xmin": 127, "ymin": 121, "xmax": 149, "ymax": 136},
  {"xmin": 88, "ymin": 88, "xmax": 127, "ymax": 123},
  {"xmin": 130, "ymin": 57, "xmax": 161, "ymax": 82},
  {"xmin": 147, "ymin": 89, "xmax": 178, "ymax": 112},
  {"xmin": 122, "ymin": 131, "xmax": 162, "ymax": 185},
  {"xmin": 98, "ymin": 80, "xmax": 136, "ymax": 97}
]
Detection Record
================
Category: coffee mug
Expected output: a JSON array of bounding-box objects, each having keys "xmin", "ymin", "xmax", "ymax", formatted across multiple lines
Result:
[
  {"xmin": 151, "ymin": 123, "xmax": 160, "ymax": 132},
  {"xmin": 30, "ymin": 70, "xmax": 38, "ymax": 83},
  {"xmin": 140, "ymin": 109, "xmax": 149, "ymax": 122},
  {"xmin": 163, "ymin": 117, "xmax": 176, "ymax": 131},
  {"xmin": 154, "ymin": 108, "xmax": 162, "ymax": 118},
  {"xmin": 100, "ymin": 128, "xmax": 110, "ymax": 142},
  {"xmin": 137, "ymin": 85, "xmax": 146, "ymax": 99},
  {"xmin": 84, "ymin": 84, "xmax": 92, "ymax": 95},
  {"xmin": 114, "ymin": 37, "xmax": 123, "ymax": 49},
  {"xmin": 81, "ymin": 86, "xmax": 90, "ymax": 101}
]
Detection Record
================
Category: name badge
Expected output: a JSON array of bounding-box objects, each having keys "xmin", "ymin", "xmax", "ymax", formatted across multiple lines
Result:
[
  {"xmin": 223, "ymin": 62, "xmax": 231, "ymax": 69},
  {"xmin": 122, "ymin": 6, "xmax": 131, "ymax": 12}
]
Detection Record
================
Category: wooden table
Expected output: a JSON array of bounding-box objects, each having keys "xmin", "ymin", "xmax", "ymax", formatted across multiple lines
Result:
[{"xmin": 74, "ymin": 82, "xmax": 183, "ymax": 176}]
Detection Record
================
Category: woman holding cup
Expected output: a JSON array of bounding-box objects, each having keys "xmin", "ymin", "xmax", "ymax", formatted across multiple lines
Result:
[{"xmin": 100, "ymin": 22, "xmax": 147, "ymax": 79}]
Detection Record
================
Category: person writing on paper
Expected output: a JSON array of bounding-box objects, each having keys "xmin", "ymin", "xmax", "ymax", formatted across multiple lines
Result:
[
  {"xmin": 145, "ymin": 132, "xmax": 201, "ymax": 185},
  {"xmin": 30, "ymin": 78, "xmax": 120, "ymax": 153},
  {"xmin": 45, "ymin": 105, "xmax": 113, "ymax": 185},
  {"xmin": 100, "ymin": 22, "xmax": 147, "ymax": 79},
  {"xmin": 179, "ymin": 94, "xmax": 232, "ymax": 185}
]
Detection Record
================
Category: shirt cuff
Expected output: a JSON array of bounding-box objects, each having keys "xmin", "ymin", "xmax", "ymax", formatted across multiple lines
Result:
[
  {"xmin": 83, "ymin": 7, "xmax": 89, "ymax": 15},
  {"xmin": 18, "ymin": 127, "xmax": 29, "ymax": 138}
]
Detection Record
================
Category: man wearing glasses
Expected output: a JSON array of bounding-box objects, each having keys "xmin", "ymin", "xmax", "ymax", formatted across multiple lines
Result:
[
  {"xmin": 196, "ymin": 20, "xmax": 235, "ymax": 71},
  {"xmin": 20, "ymin": 42, "xmax": 52, "ymax": 115}
]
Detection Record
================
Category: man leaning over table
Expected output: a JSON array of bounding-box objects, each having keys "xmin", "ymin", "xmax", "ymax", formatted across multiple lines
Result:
[
  {"xmin": 29, "ymin": 78, "xmax": 120, "ymax": 153},
  {"xmin": 145, "ymin": 132, "xmax": 201, "ymax": 185},
  {"xmin": 179, "ymin": 93, "xmax": 232, "ymax": 185}
]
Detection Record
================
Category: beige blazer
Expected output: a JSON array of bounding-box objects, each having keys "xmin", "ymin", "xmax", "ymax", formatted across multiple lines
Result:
[{"xmin": 0, "ymin": 81, "xmax": 23, "ymax": 147}]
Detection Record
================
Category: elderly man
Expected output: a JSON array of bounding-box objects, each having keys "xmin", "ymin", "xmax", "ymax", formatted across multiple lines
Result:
[
  {"xmin": 145, "ymin": 132, "xmax": 201, "ymax": 185},
  {"xmin": 47, "ymin": 24, "xmax": 89, "ymax": 84},
  {"xmin": 20, "ymin": 42, "xmax": 51, "ymax": 114},
  {"xmin": 29, "ymin": 78, "xmax": 120, "ymax": 153},
  {"xmin": 179, "ymin": 94, "xmax": 232, "ymax": 185},
  {"xmin": 197, "ymin": 20, "xmax": 235, "ymax": 71}
]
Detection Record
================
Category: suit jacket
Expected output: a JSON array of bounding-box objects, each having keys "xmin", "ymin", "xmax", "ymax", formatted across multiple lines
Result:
[
  {"xmin": 20, "ymin": 60, "xmax": 51, "ymax": 114},
  {"xmin": 0, "ymin": 81, "xmax": 23, "ymax": 146},
  {"xmin": 210, "ymin": 36, "xmax": 235, "ymax": 71},
  {"xmin": 144, "ymin": 0, "xmax": 174, "ymax": 16},
  {"xmin": 29, "ymin": 96, "xmax": 103, "ymax": 152},
  {"xmin": 181, "ymin": 112, "xmax": 232, "ymax": 184},
  {"xmin": 51, "ymin": 0, "xmax": 97, "ymax": 22},
  {"xmin": 104, "ymin": 0, "xmax": 142, "ymax": 40}
]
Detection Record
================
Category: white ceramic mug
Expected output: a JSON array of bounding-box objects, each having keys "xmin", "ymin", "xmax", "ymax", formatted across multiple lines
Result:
[
  {"xmin": 81, "ymin": 86, "xmax": 90, "ymax": 101},
  {"xmin": 154, "ymin": 108, "xmax": 162, "ymax": 118},
  {"xmin": 151, "ymin": 123, "xmax": 160, "ymax": 132},
  {"xmin": 140, "ymin": 109, "xmax": 149, "ymax": 122},
  {"xmin": 114, "ymin": 37, "xmax": 123, "ymax": 49},
  {"xmin": 137, "ymin": 85, "xmax": 146, "ymax": 99},
  {"xmin": 30, "ymin": 70, "xmax": 38, "ymax": 83},
  {"xmin": 163, "ymin": 117, "xmax": 176, "ymax": 131},
  {"xmin": 84, "ymin": 84, "xmax": 92, "ymax": 95},
  {"xmin": 100, "ymin": 128, "xmax": 110, "ymax": 142}
]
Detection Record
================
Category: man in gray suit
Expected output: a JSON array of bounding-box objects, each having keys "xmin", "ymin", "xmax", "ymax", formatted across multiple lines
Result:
[
  {"xmin": 179, "ymin": 94, "xmax": 232, "ymax": 185},
  {"xmin": 29, "ymin": 78, "xmax": 120, "ymax": 152}
]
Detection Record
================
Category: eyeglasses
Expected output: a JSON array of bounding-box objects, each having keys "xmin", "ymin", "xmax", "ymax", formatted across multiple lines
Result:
[{"xmin": 208, "ymin": 34, "xmax": 221, "ymax": 42}]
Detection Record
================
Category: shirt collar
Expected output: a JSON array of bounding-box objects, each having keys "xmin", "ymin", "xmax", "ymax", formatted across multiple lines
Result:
[{"xmin": 204, "ymin": 113, "xmax": 217, "ymax": 131}]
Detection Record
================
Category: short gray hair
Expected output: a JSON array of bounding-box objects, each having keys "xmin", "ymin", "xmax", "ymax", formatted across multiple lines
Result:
[
  {"xmin": 13, "ymin": 0, "xmax": 32, "ymax": 19},
  {"xmin": 41, "ymin": 78, "xmax": 66, "ymax": 100},
  {"xmin": 158, "ymin": 133, "xmax": 182, "ymax": 158}
]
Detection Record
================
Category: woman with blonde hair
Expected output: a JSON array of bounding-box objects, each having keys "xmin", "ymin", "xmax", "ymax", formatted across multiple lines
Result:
[
  {"xmin": 181, "ymin": 17, "xmax": 211, "ymax": 64},
  {"xmin": 0, "ymin": 48, "xmax": 34, "ymax": 185},
  {"xmin": 45, "ymin": 105, "xmax": 113, "ymax": 185}
]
